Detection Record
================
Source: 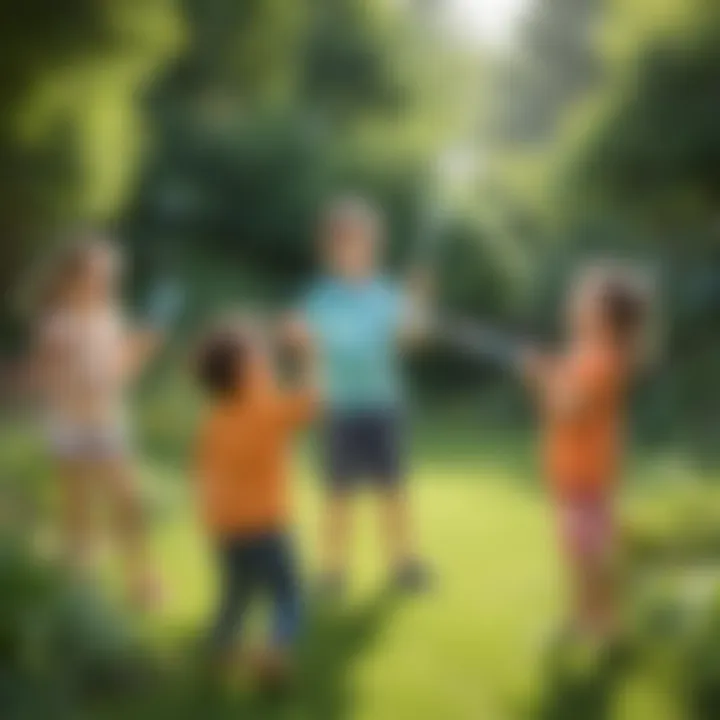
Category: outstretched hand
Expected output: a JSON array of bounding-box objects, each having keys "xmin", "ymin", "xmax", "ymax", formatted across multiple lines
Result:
[
  {"xmin": 518, "ymin": 347, "xmax": 551, "ymax": 386},
  {"xmin": 406, "ymin": 265, "xmax": 435, "ymax": 303},
  {"xmin": 279, "ymin": 314, "xmax": 313, "ymax": 352},
  {"xmin": 146, "ymin": 279, "xmax": 186, "ymax": 331}
]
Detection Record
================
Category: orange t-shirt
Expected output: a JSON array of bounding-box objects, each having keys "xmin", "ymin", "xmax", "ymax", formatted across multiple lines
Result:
[
  {"xmin": 196, "ymin": 387, "xmax": 316, "ymax": 536},
  {"xmin": 542, "ymin": 345, "xmax": 625, "ymax": 497}
]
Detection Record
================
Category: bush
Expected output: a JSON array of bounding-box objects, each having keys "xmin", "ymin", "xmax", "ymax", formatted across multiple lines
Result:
[{"xmin": 0, "ymin": 536, "xmax": 148, "ymax": 717}]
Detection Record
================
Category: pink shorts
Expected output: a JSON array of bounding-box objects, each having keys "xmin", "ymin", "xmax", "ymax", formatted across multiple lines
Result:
[{"xmin": 556, "ymin": 493, "xmax": 615, "ymax": 560}]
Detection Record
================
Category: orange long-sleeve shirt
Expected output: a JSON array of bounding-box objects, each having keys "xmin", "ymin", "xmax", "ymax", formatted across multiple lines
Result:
[{"xmin": 196, "ymin": 387, "xmax": 316, "ymax": 536}]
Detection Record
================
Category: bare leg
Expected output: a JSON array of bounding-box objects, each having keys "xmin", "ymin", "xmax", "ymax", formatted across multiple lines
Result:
[
  {"xmin": 321, "ymin": 491, "xmax": 353, "ymax": 580},
  {"xmin": 378, "ymin": 486, "xmax": 415, "ymax": 571},
  {"xmin": 586, "ymin": 554, "xmax": 618, "ymax": 639},
  {"xmin": 567, "ymin": 555, "xmax": 614, "ymax": 642},
  {"xmin": 379, "ymin": 486, "xmax": 429, "ymax": 591},
  {"xmin": 57, "ymin": 459, "xmax": 96, "ymax": 575},
  {"xmin": 103, "ymin": 457, "xmax": 159, "ymax": 608}
]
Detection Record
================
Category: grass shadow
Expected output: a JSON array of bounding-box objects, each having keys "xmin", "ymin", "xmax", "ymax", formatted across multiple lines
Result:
[
  {"xmin": 533, "ymin": 641, "xmax": 635, "ymax": 720},
  {"xmin": 115, "ymin": 588, "xmax": 400, "ymax": 720},
  {"xmin": 254, "ymin": 588, "xmax": 400, "ymax": 720}
]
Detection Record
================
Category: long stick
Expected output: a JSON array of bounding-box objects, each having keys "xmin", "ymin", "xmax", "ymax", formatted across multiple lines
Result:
[{"xmin": 431, "ymin": 313, "xmax": 526, "ymax": 370}]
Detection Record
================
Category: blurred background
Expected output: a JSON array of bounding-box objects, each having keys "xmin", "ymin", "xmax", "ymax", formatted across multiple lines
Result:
[{"xmin": 2, "ymin": 1, "xmax": 720, "ymax": 718}]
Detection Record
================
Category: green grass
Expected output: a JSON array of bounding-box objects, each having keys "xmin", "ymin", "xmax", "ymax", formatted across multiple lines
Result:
[
  {"xmin": 5, "ymin": 417, "xmax": 720, "ymax": 719},
  {"xmin": 149, "ymin": 457, "xmax": 561, "ymax": 719},
  {"xmin": 132, "ymin": 435, "xmax": 720, "ymax": 719}
]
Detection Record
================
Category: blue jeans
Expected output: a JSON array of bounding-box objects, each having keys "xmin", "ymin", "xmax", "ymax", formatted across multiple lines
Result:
[{"xmin": 209, "ymin": 531, "xmax": 301, "ymax": 651}]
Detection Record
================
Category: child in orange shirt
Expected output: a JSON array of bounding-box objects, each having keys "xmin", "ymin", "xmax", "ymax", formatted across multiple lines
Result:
[
  {"xmin": 194, "ymin": 321, "xmax": 317, "ymax": 678},
  {"xmin": 523, "ymin": 267, "xmax": 650, "ymax": 642}
]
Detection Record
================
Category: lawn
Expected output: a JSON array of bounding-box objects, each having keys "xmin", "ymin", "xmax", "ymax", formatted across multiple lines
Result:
[
  {"xmin": 3, "ymin": 416, "xmax": 716, "ymax": 719},
  {"xmin": 149, "ymin": 453, "xmax": 561, "ymax": 719},
  {"xmin": 133, "ymin": 439, "xmax": 697, "ymax": 720}
]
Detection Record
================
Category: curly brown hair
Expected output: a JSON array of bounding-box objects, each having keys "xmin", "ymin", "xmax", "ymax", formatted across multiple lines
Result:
[{"xmin": 195, "ymin": 329, "xmax": 249, "ymax": 398}]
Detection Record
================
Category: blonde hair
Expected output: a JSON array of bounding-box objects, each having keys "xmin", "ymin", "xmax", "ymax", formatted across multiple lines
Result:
[
  {"xmin": 26, "ymin": 232, "xmax": 120, "ymax": 317},
  {"xmin": 320, "ymin": 195, "xmax": 384, "ymax": 245}
]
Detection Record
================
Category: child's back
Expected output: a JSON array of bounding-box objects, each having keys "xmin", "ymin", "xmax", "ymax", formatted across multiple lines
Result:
[
  {"xmin": 198, "ymin": 386, "xmax": 314, "ymax": 535},
  {"xmin": 194, "ymin": 324, "xmax": 316, "ymax": 678}
]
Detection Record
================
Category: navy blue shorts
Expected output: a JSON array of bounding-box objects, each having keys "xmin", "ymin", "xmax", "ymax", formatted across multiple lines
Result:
[{"xmin": 323, "ymin": 408, "xmax": 405, "ymax": 491}]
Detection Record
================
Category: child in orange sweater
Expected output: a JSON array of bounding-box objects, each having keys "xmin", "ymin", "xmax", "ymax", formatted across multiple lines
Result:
[
  {"xmin": 523, "ymin": 267, "xmax": 650, "ymax": 642},
  {"xmin": 194, "ymin": 321, "xmax": 317, "ymax": 678}
]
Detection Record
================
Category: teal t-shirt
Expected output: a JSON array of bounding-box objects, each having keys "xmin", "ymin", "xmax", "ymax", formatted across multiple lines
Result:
[{"xmin": 303, "ymin": 278, "xmax": 404, "ymax": 410}]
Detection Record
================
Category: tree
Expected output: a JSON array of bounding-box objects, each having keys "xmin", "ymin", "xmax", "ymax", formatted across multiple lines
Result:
[
  {"xmin": 489, "ymin": 0, "xmax": 603, "ymax": 145},
  {"xmin": 0, "ymin": 0, "xmax": 181, "ymax": 332}
]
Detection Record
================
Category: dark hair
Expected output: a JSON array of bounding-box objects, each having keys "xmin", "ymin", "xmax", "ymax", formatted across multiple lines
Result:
[
  {"xmin": 195, "ymin": 330, "xmax": 247, "ymax": 398},
  {"xmin": 600, "ymin": 276, "xmax": 649, "ymax": 348}
]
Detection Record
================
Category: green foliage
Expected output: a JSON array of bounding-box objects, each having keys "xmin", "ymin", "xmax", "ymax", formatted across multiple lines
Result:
[
  {"xmin": 625, "ymin": 481, "xmax": 720, "ymax": 565},
  {"xmin": 0, "ymin": 1, "xmax": 182, "ymax": 311},
  {"xmin": 0, "ymin": 538, "xmax": 145, "ymax": 717},
  {"xmin": 120, "ymin": 0, "xmax": 453, "ymax": 296},
  {"xmin": 2, "ymin": 0, "xmax": 720, "ymax": 432},
  {"xmin": 480, "ymin": 0, "xmax": 720, "ymax": 448},
  {"xmin": 490, "ymin": 0, "xmax": 604, "ymax": 145},
  {"xmin": 574, "ymin": 19, "xmax": 720, "ymax": 229}
]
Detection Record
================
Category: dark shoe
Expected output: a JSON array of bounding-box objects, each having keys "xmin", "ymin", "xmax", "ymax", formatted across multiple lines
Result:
[
  {"xmin": 252, "ymin": 647, "xmax": 293, "ymax": 694},
  {"xmin": 392, "ymin": 560, "xmax": 432, "ymax": 593}
]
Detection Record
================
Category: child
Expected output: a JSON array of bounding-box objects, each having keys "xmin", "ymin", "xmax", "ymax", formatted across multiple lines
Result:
[
  {"xmin": 194, "ymin": 320, "xmax": 317, "ymax": 679},
  {"xmin": 288, "ymin": 196, "xmax": 430, "ymax": 597},
  {"xmin": 523, "ymin": 266, "xmax": 650, "ymax": 643},
  {"xmin": 32, "ymin": 234, "xmax": 163, "ymax": 606}
]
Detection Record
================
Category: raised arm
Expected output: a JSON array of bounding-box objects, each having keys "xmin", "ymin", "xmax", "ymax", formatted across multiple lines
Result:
[
  {"xmin": 277, "ymin": 328, "xmax": 320, "ymax": 428},
  {"xmin": 398, "ymin": 266, "xmax": 435, "ymax": 345},
  {"xmin": 122, "ymin": 327, "xmax": 162, "ymax": 380},
  {"xmin": 433, "ymin": 314, "xmax": 531, "ymax": 372},
  {"xmin": 280, "ymin": 312, "xmax": 313, "ymax": 351},
  {"xmin": 529, "ymin": 352, "xmax": 615, "ymax": 421},
  {"xmin": 123, "ymin": 280, "xmax": 185, "ymax": 380}
]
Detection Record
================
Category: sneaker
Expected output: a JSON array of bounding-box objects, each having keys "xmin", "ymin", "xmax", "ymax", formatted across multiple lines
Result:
[
  {"xmin": 251, "ymin": 647, "xmax": 293, "ymax": 694},
  {"xmin": 392, "ymin": 560, "xmax": 432, "ymax": 593}
]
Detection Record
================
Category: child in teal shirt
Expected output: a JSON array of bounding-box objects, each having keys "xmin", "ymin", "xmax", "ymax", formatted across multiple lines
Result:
[{"xmin": 291, "ymin": 196, "xmax": 429, "ymax": 595}]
